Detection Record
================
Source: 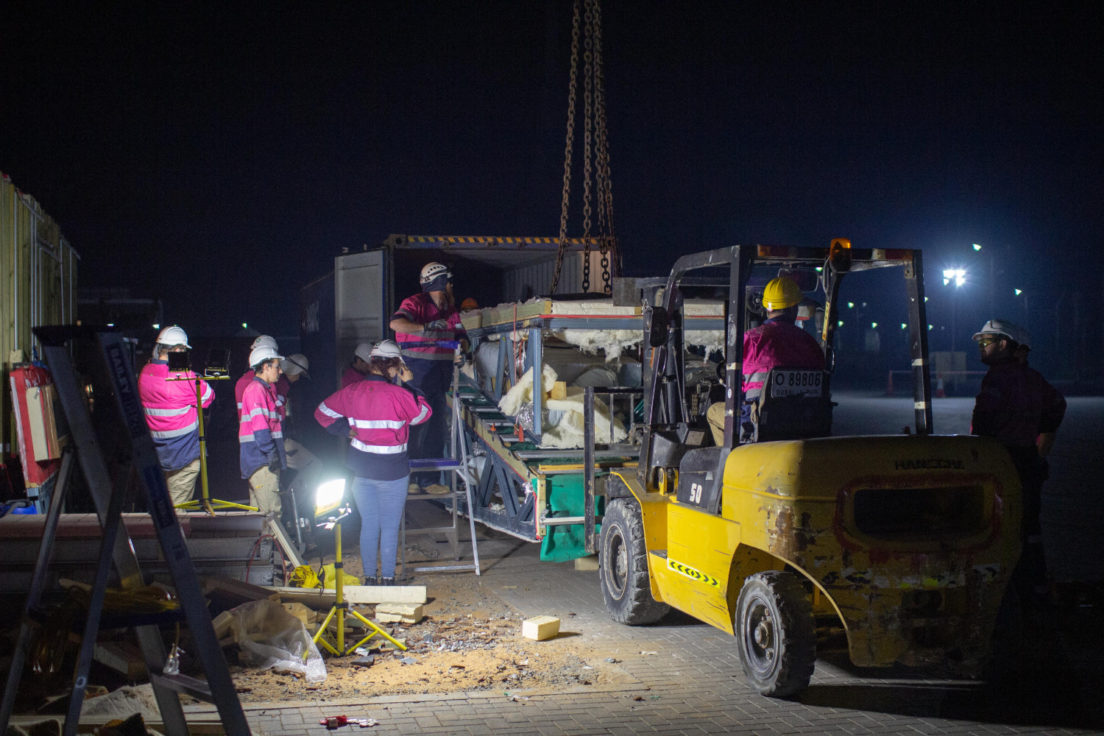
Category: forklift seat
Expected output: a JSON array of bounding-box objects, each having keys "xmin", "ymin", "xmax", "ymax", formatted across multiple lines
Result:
[{"xmin": 744, "ymin": 367, "xmax": 832, "ymax": 443}]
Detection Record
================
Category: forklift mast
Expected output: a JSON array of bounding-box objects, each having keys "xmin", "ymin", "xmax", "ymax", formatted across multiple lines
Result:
[{"xmin": 637, "ymin": 241, "xmax": 933, "ymax": 495}]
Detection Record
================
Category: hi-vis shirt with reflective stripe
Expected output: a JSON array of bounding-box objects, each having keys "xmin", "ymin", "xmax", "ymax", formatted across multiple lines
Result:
[
  {"xmin": 393, "ymin": 291, "xmax": 463, "ymax": 360},
  {"xmin": 239, "ymin": 376, "xmax": 286, "ymax": 479},
  {"xmin": 315, "ymin": 375, "xmax": 431, "ymax": 456},
  {"xmin": 741, "ymin": 319, "xmax": 825, "ymax": 398},
  {"xmin": 138, "ymin": 359, "xmax": 214, "ymax": 471}
]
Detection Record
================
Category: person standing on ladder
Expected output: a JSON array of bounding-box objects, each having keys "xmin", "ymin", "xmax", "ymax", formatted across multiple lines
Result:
[
  {"xmin": 239, "ymin": 344, "xmax": 287, "ymax": 518},
  {"xmin": 389, "ymin": 262, "xmax": 463, "ymax": 492},
  {"xmin": 138, "ymin": 325, "xmax": 215, "ymax": 508}
]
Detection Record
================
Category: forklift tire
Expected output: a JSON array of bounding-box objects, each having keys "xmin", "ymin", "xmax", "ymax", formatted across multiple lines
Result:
[
  {"xmin": 735, "ymin": 571, "xmax": 816, "ymax": 697},
  {"xmin": 599, "ymin": 499, "xmax": 670, "ymax": 625}
]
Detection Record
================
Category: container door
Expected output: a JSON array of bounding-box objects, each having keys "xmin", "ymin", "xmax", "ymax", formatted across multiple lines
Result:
[{"xmin": 334, "ymin": 249, "xmax": 387, "ymax": 383}]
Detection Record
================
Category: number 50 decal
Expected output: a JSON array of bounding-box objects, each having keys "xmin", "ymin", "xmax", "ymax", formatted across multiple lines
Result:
[{"xmin": 689, "ymin": 482, "xmax": 703, "ymax": 504}]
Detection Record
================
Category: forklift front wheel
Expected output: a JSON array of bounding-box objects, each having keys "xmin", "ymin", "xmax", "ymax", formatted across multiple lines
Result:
[
  {"xmin": 599, "ymin": 499, "xmax": 670, "ymax": 625},
  {"xmin": 735, "ymin": 571, "xmax": 816, "ymax": 697}
]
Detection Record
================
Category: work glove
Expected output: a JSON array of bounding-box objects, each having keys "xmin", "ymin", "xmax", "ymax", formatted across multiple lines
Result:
[
  {"xmin": 425, "ymin": 319, "xmax": 450, "ymax": 331},
  {"xmin": 267, "ymin": 455, "xmax": 282, "ymax": 473}
]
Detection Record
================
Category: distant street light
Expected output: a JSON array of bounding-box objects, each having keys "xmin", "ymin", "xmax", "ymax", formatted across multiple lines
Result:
[{"xmin": 942, "ymin": 268, "xmax": 968, "ymax": 351}]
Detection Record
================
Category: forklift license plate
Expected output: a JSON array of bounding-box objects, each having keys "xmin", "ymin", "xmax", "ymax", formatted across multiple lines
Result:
[{"xmin": 769, "ymin": 370, "xmax": 823, "ymax": 397}]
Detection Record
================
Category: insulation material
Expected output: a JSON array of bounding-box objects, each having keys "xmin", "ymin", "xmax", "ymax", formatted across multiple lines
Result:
[
  {"xmin": 468, "ymin": 297, "xmax": 725, "ymax": 360},
  {"xmin": 542, "ymin": 387, "xmax": 627, "ymax": 449},
  {"xmin": 498, "ymin": 364, "xmax": 558, "ymax": 417},
  {"xmin": 496, "ymin": 364, "xmax": 625, "ymax": 449}
]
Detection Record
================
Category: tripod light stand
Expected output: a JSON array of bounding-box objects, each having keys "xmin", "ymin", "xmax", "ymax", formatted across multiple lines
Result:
[
  {"xmin": 168, "ymin": 350, "xmax": 257, "ymax": 514},
  {"xmin": 310, "ymin": 478, "xmax": 407, "ymax": 657}
]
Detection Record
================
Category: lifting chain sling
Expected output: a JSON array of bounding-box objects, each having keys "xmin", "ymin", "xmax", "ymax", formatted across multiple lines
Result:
[{"xmin": 550, "ymin": 0, "xmax": 616, "ymax": 296}]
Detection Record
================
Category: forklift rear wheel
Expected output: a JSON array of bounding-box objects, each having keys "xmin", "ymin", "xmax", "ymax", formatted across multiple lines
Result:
[
  {"xmin": 735, "ymin": 571, "xmax": 816, "ymax": 697},
  {"xmin": 599, "ymin": 499, "xmax": 670, "ymax": 625}
]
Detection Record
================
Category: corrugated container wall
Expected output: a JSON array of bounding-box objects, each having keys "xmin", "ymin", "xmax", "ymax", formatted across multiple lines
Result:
[{"xmin": 1, "ymin": 171, "xmax": 80, "ymax": 460}]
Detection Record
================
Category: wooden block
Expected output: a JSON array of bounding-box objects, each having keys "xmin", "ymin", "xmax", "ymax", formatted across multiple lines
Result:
[
  {"xmin": 522, "ymin": 615, "xmax": 560, "ymax": 641},
  {"xmin": 268, "ymin": 584, "xmax": 427, "ymax": 607},
  {"xmin": 375, "ymin": 602, "xmax": 424, "ymax": 624},
  {"xmin": 574, "ymin": 555, "xmax": 599, "ymax": 571},
  {"xmin": 376, "ymin": 602, "xmax": 424, "ymax": 617}
]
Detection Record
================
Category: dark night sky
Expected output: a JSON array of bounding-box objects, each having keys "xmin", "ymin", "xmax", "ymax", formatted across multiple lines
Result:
[{"xmin": 3, "ymin": 1, "xmax": 1102, "ymax": 348}]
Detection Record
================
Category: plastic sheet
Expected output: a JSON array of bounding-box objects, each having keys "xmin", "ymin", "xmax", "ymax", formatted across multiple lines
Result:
[{"xmin": 212, "ymin": 599, "xmax": 327, "ymax": 682}]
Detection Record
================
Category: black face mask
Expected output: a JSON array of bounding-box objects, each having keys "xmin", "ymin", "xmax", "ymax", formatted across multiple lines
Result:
[{"xmin": 421, "ymin": 275, "xmax": 451, "ymax": 293}]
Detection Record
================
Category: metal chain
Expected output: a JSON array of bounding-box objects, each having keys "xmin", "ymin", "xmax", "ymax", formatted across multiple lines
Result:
[
  {"xmin": 550, "ymin": 0, "xmax": 582, "ymax": 296},
  {"xmin": 580, "ymin": 2, "xmax": 595, "ymax": 294},
  {"xmin": 589, "ymin": 0, "xmax": 614, "ymax": 293}
]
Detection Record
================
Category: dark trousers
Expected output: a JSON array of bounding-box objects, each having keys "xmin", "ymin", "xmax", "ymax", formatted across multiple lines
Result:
[
  {"xmin": 407, "ymin": 358, "xmax": 452, "ymax": 485},
  {"xmin": 1007, "ymin": 446, "xmax": 1050, "ymax": 602}
]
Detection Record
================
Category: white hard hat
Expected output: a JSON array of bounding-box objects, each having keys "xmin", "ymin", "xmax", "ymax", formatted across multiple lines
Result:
[
  {"xmin": 281, "ymin": 353, "xmax": 310, "ymax": 377},
  {"xmin": 354, "ymin": 342, "xmax": 374, "ymax": 362},
  {"xmin": 369, "ymin": 339, "xmax": 405, "ymax": 362},
  {"xmin": 156, "ymin": 325, "xmax": 191, "ymax": 348},
  {"xmin": 251, "ymin": 334, "xmax": 278, "ymax": 351},
  {"xmin": 419, "ymin": 262, "xmax": 451, "ymax": 285},
  {"xmin": 972, "ymin": 318, "xmax": 1024, "ymax": 345},
  {"xmin": 249, "ymin": 345, "xmax": 284, "ymax": 369}
]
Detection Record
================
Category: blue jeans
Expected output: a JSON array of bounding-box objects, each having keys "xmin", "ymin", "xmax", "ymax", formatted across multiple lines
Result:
[{"xmin": 351, "ymin": 475, "xmax": 408, "ymax": 579}]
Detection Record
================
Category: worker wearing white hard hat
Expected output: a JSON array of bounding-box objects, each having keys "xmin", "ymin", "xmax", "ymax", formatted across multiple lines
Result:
[
  {"xmin": 236, "ymin": 335, "xmax": 279, "ymax": 412},
  {"xmin": 239, "ymin": 344, "xmax": 287, "ymax": 518},
  {"xmin": 389, "ymin": 263, "xmax": 464, "ymax": 492},
  {"xmin": 138, "ymin": 324, "xmax": 215, "ymax": 508},
  {"xmin": 341, "ymin": 342, "xmax": 374, "ymax": 388},
  {"xmin": 314, "ymin": 338, "xmax": 430, "ymax": 584},
  {"xmin": 971, "ymin": 317, "xmax": 1065, "ymax": 610}
]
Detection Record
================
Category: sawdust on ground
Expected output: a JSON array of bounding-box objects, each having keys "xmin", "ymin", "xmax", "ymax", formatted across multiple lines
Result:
[{"xmin": 227, "ymin": 556, "xmax": 633, "ymax": 703}]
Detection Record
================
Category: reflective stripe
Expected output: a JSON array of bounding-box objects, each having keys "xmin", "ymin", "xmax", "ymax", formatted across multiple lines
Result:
[
  {"xmin": 352, "ymin": 418, "xmax": 406, "ymax": 430},
  {"xmin": 401, "ymin": 350, "xmax": 453, "ymax": 360},
  {"xmin": 745, "ymin": 388, "xmax": 762, "ymax": 400},
  {"xmin": 748, "ymin": 371, "xmax": 770, "ymax": 382},
  {"xmin": 241, "ymin": 407, "xmax": 279, "ymax": 422},
  {"xmin": 351, "ymin": 438, "xmax": 407, "ymax": 454},
  {"xmin": 150, "ymin": 421, "xmax": 199, "ymax": 439},
  {"xmin": 144, "ymin": 406, "xmax": 191, "ymax": 417},
  {"xmin": 411, "ymin": 404, "xmax": 430, "ymax": 425},
  {"xmin": 316, "ymin": 401, "xmax": 342, "ymax": 419}
]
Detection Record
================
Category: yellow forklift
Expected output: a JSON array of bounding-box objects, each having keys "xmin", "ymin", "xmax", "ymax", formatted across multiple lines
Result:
[{"xmin": 596, "ymin": 240, "xmax": 1022, "ymax": 697}]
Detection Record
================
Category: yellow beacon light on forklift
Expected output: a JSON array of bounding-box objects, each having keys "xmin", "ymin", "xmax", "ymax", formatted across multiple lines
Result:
[{"xmin": 829, "ymin": 238, "xmax": 852, "ymax": 272}]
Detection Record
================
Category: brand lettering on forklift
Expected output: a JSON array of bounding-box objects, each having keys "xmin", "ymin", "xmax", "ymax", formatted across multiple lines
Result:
[
  {"xmin": 667, "ymin": 559, "xmax": 720, "ymax": 588},
  {"xmin": 894, "ymin": 458, "xmax": 964, "ymax": 470}
]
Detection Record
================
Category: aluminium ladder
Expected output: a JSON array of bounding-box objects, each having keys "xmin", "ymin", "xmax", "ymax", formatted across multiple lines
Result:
[
  {"xmin": 401, "ymin": 353, "xmax": 481, "ymax": 577},
  {"xmin": 0, "ymin": 326, "xmax": 250, "ymax": 736}
]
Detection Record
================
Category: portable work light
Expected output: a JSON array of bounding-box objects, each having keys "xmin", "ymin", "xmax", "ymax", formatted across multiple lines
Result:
[{"xmin": 313, "ymin": 478, "xmax": 350, "ymax": 527}]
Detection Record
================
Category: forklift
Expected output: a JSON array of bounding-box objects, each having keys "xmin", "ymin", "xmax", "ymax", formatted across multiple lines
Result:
[{"xmin": 595, "ymin": 240, "xmax": 1022, "ymax": 697}]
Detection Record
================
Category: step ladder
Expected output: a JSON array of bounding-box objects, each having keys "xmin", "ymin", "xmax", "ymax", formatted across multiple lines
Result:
[
  {"xmin": 400, "ymin": 360, "xmax": 481, "ymax": 577},
  {"xmin": 0, "ymin": 326, "xmax": 251, "ymax": 735}
]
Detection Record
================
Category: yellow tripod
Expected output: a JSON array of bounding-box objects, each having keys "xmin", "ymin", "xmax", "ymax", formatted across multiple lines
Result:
[
  {"xmin": 170, "ymin": 370, "xmax": 257, "ymax": 514},
  {"xmin": 311, "ymin": 519, "xmax": 407, "ymax": 656}
]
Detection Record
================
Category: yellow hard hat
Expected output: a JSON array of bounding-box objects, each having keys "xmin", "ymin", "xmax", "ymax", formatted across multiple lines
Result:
[{"xmin": 761, "ymin": 276, "xmax": 803, "ymax": 310}]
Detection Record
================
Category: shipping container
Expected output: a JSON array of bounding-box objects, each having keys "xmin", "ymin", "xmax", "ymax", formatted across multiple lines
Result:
[
  {"xmin": 1, "ymin": 171, "xmax": 80, "ymax": 496},
  {"xmin": 298, "ymin": 233, "xmax": 614, "ymax": 397}
]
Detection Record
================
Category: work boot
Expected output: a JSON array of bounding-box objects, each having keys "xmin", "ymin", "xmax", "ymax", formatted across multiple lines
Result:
[{"xmin": 379, "ymin": 577, "xmax": 395, "ymax": 586}]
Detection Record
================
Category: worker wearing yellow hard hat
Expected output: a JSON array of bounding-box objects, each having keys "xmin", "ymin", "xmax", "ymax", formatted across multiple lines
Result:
[{"xmin": 742, "ymin": 276, "xmax": 825, "ymax": 398}]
